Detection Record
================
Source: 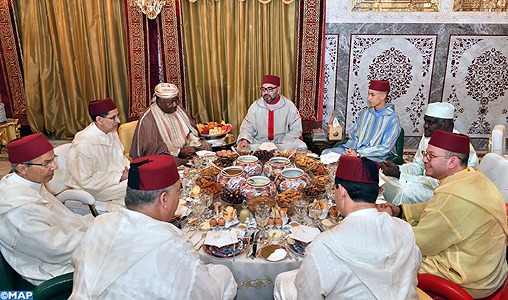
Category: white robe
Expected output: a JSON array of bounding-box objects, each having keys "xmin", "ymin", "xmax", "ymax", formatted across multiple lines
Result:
[
  {"xmin": 274, "ymin": 209, "xmax": 421, "ymax": 300},
  {"xmin": 65, "ymin": 123, "xmax": 130, "ymax": 212},
  {"xmin": 381, "ymin": 129, "xmax": 478, "ymax": 205},
  {"xmin": 237, "ymin": 95, "xmax": 307, "ymax": 151},
  {"xmin": 70, "ymin": 208, "xmax": 237, "ymax": 300},
  {"xmin": 0, "ymin": 173, "xmax": 93, "ymax": 285}
]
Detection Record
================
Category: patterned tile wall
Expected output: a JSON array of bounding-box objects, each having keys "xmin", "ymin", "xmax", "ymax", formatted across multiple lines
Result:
[{"xmin": 324, "ymin": 22, "xmax": 508, "ymax": 150}]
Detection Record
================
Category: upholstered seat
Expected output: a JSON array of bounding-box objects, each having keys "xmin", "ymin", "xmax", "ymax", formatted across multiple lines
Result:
[
  {"xmin": 118, "ymin": 120, "xmax": 138, "ymax": 160},
  {"xmin": 479, "ymin": 153, "xmax": 508, "ymax": 203}
]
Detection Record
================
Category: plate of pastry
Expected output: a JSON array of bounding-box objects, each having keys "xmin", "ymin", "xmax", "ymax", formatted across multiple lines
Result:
[{"xmin": 258, "ymin": 244, "xmax": 288, "ymax": 262}]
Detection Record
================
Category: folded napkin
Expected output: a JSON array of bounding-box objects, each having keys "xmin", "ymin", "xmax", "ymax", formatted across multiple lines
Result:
[
  {"xmin": 320, "ymin": 152, "xmax": 341, "ymax": 164},
  {"xmin": 204, "ymin": 229, "xmax": 244, "ymax": 248},
  {"xmin": 196, "ymin": 150, "xmax": 216, "ymax": 157},
  {"xmin": 289, "ymin": 225, "xmax": 320, "ymax": 243},
  {"xmin": 267, "ymin": 248, "xmax": 287, "ymax": 261},
  {"xmin": 258, "ymin": 142, "xmax": 278, "ymax": 151}
]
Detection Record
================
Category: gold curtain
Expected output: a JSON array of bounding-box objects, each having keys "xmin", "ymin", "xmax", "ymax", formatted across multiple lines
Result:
[
  {"xmin": 16, "ymin": 0, "xmax": 128, "ymax": 138},
  {"xmin": 180, "ymin": 0, "xmax": 298, "ymax": 134}
]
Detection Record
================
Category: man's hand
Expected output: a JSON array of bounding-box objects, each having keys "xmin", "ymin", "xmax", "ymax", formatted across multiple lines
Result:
[
  {"xmin": 201, "ymin": 140, "xmax": 212, "ymax": 151},
  {"xmin": 344, "ymin": 148, "xmax": 358, "ymax": 157},
  {"xmin": 179, "ymin": 146, "xmax": 196, "ymax": 158},
  {"xmin": 376, "ymin": 202, "xmax": 400, "ymax": 217},
  {"xmin": 381, "ymin": 160, "xmax": 401, "ymax": 178},
  {"xmin": 120, "ymin": 166, "xmax": 129, "ymax": 182},
  {"xmin": 237, "ymin": 139, "xmax": 249, "ymax": 151}
]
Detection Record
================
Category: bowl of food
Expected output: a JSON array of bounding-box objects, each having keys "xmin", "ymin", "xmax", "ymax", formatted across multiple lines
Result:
[{"xmin": 198, "ymin": 121, "xmax": 233, "ymax": 140}]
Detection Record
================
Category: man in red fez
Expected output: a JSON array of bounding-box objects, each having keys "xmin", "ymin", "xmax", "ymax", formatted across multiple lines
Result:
[
  {"xmin": 130, "ymin": 83, "xmax": 212, "ymax": 166},
  {"xmin": 66, "ymin": 98, "xmax": 130, "ymax": 212},
  {"xmin": 380, "ymin": 102, "xmax": 478, "ymax": 205},
  {"xmin": 237, "ymin": 74, "xmax": 307, "ymax": 152},
  {"xmin": 71, "ymin": 155, "xmax": 237, "ymax": 299},
  {"xmin": 322, "ymin": 79, "xmax": 401, "ymax": 162},
  {"xmin": 379, "ymin": 130, "xmax": 508, "ymax": 298},
  {"xmin": 0, "ymin": 134, "xmax": 93, "ymax": 286},
  {"xmin": 274, "ymin": 156, "xmax": 421, "ymax": 299}
]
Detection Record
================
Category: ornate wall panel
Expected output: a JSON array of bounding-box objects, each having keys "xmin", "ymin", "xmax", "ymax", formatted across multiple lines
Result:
[
  {"xmin": 442, "ymin": 35, "xmax": 508, "ymax": 137},
  {"xmin": 346, "ymin": 34, "xmax": 437, "ymax": 137},
  {"xmin": 323, "ymin": 34, "xmax": 339, "ymax": 128},
  {"xmin": 159, "ymin": 0, "xmax": 187, "ymax": 109},
  {"xmin": 124, "ymin": 1, "xmax": 153, "ymax": 120},
  {"xmin": 0, "ymin": 0, "xmax": 26, "ymax": 123},
  {"xmin": 294, "ymin": 0, "xmax": 326, "ymax": 132}
]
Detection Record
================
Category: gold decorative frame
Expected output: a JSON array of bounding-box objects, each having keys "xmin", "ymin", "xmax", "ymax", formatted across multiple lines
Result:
[
  {"xmin": 452, "ymin": 0, "xmax": 507, "ymax": 12},
  {"xmin": 351, "ymin": 0, "xmax": 440, "ymax": 12}
]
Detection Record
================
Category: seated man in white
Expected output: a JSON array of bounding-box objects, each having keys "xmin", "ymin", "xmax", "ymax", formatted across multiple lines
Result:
[
  {"xmin": 0, "ymin": 134, "xmax": 93, "ymax": 285},
  {"xmin": 380, "ymin": 102, "xmax": 477, "ymax": 205},
  {"xmin": 237, "ymin": 75, "xmax": 307, "ymax": 152},
  {"xmin": 274, "ymin": 156, "xmax": 422, "ymax": 300},
  {"xmin": 70, "ymin": 155, "xmax": 237, "ymax": 300},
  {"xmin": 66, "ymin": 98, "xmax": 130, "ymax": 212}
]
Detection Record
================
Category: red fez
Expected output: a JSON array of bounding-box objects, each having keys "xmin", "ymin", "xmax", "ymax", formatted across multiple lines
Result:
[
  {"xmin": 368, "ymin": 80, "xmax": 390, "ymax": 92},
  {"xmin": 89, "ymin": 98, "xmax": 117, "ymax": 116},
  {"xmin": 262, "ymin": 75, "xmax": 280, "ymax": 86},
  {"xmin": 428, "ymin": 130, "xmax": 470, "ymax": 154},
  {"xmin": 335, "ymin": 156, "xmax": 379, "ymax": 185},
  {"xmin": 128, "ymin": 155, "xmax": 179, "ymax": 191},
  {"xmin": 7, "ymin": 133, "xmax": 53, "ymax": 164}
]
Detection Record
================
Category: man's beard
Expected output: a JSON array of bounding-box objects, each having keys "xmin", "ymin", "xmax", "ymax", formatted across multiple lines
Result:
[{"xmin": 264, "ymin": 95, "xmax": 276, "ymax": 102}]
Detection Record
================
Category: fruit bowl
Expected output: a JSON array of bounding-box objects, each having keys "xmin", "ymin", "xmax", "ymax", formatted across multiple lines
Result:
[{"xmin": 197, "ymin": 121, "xmax": 233, "ymax": 140}]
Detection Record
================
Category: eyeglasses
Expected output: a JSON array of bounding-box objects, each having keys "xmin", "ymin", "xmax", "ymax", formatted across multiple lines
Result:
[
  {"xmin": 421, "ymin": 151, "xmax": 448, "ymax": 161},
  {"xmin": 24, "ymin": 155, "xmax": 58, "ymax": 168},
  {"xmin": 259, "ymin": 86, "xmax": 278, "ymax": 92},
  {"xmin": 104, "ymin": 114, "xmax": 120, "ymax": 121}
]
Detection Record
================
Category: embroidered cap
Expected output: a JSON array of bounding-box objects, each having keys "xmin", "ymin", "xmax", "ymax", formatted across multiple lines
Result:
[
  {"xmin": 89, "ymin": 98, "xmax": 117, "ymax": 116},
  {"xmin": 128, "ymin": 155, "xmax": 179, "ymax": 190},
  {"xmin": 428, "ymin": 130, "xmax": 470, "ymax": 154},
  {"xmin": 262, "ymin": 75, "xmax": 280, "ymax": 87},
  {"xmin": 335, "ymin": 156, "xmax": 379, "ymax": 185},
  {"xmin": 425, "ymin": 102, "xmax": 454, "ymax": 119},
  {"xmin": 368, "ymin": 80, "xmax": 390, "ymax": 92},
  {"xmin": 7, "ymin": 133, "xmax": 54, "ymax": 164},
  {"xmin": 154, "ymin": 83, "xmax": 179, "ymax": 100}
]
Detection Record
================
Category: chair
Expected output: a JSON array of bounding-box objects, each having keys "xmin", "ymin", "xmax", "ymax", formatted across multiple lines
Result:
[
  {"xmin": 489, "ymin": 125, "xmax": 506, "ymax": 156},
  {"xmin": 46, "ymin": 143, "xmax": 98, "ymax": 216},
  {"xmin": 118, "ymin": 120, "xmax": 138, "ymax": 160},
  {"xmin": 1, "ymin": 252, "xmax": 72, "ymax": 300},
  {"xmin": 417, "ymin": 273, "xmax": 508, "ymax": 300},
  {"xmin": 478, "ymin": 153, "xmax": 508, "ymax": 203},
  {"xmin": 417, "ymin": 274, "xmax": 473, "ymax": 300}
]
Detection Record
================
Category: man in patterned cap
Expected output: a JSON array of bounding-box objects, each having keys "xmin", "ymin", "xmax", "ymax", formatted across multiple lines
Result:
[
  {"xmin": 66, "ymin": 98, "xmax": 130, "ymax": 212},
  {"xmin": 380, "ymin": 102, "xmax": 478, "ymax": 204},
  {"xmin": 274, "ymin": 156, "xmax": 421, "ymax": 299},
  {"xmin": 0, "ymin": 134, "xmax": 93, "ymax": 286},
  {"xmin": 237, "ymin": 74, "xmax": 307, "ymax": 152},
  {"xmin": 378, "ymin": 130, "xmax": 508, "ymax": 298},
  {"xmin": 323, "ymin": 80, "xmax": 401, "ymax": 162},
  {"xmin": 130, "ymin": 83, "xmax": 211, "ymax": 165},
  {"xmin": 70, "ymin": 155, "xmax": 237, "ymax": 299}
]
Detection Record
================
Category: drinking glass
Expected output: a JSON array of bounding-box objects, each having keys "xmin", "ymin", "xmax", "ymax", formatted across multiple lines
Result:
[
  {"xmin": 293, "ymin": 198, "xmax": 308, "ymax": 225},
  {"xmin": 308, "ymin": 205, "xmax": 323, "ymax": 227},
  {"xmin": 255, "ymin": 203, "xmax": 271, "ymax": 242}
]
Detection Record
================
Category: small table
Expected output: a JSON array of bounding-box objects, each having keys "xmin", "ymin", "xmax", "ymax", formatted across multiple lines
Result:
[{"xmin": 302, "ymin": 132, "xmax": 337, "ymax": 155}]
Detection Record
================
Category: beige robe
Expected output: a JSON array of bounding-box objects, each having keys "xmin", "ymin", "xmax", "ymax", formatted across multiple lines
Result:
[{"xmin": 402, "ymin": 167, "xmax": 508, "ymax": 298}]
